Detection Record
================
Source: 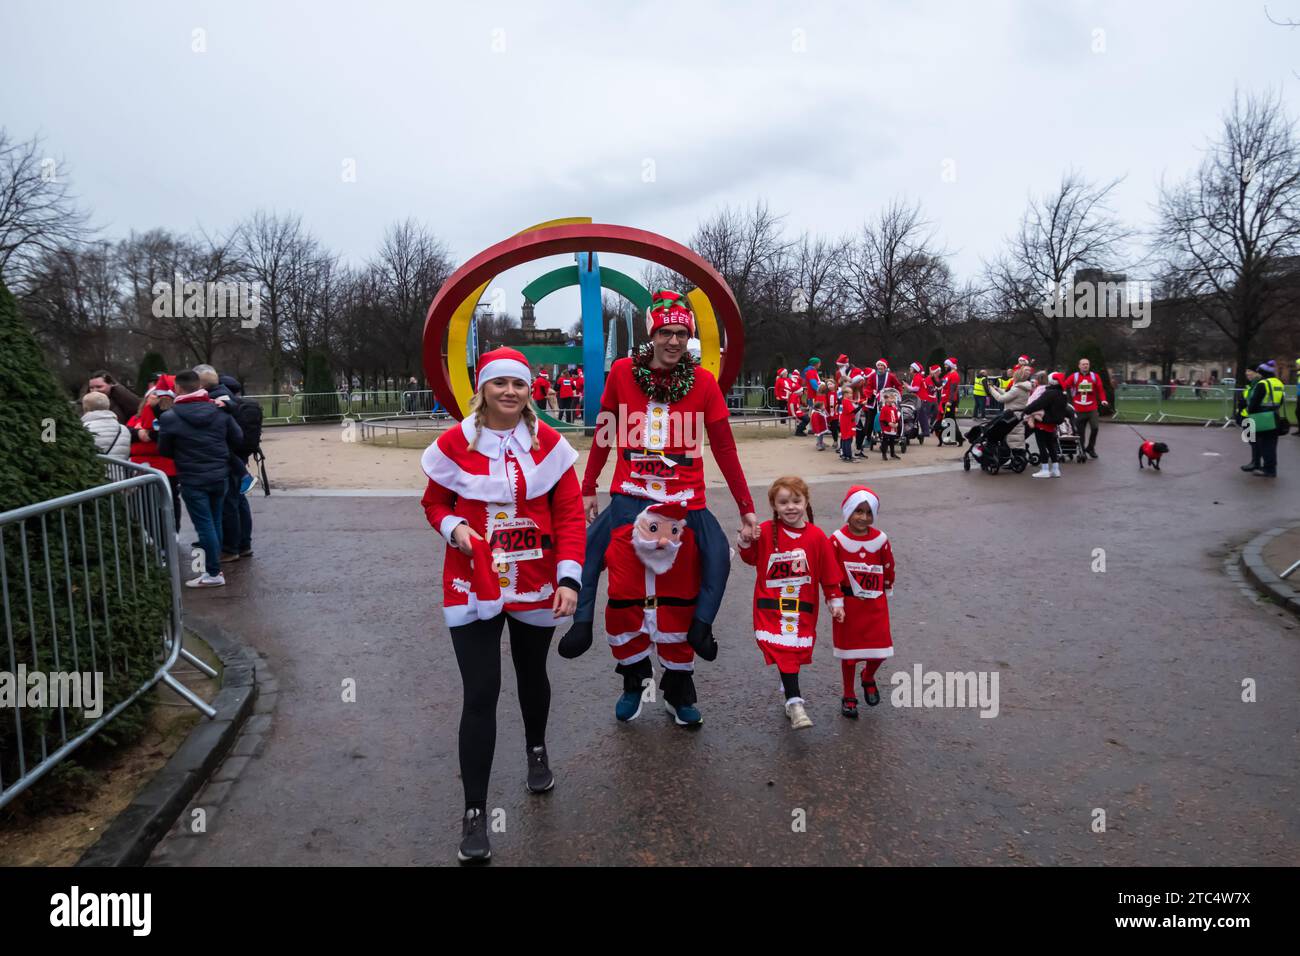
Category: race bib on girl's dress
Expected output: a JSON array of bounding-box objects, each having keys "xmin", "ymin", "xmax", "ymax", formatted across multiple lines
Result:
[
  {"xmin": 487, "ymin": 517, "xmax": 542, "ymax": 568},
  {"xmin": 766, "ymin": 549, "xmax": 810, "ymax": 589},
  {"xmin": 843, "ymin": 561, "xmax": 884, "ymax": 599}
]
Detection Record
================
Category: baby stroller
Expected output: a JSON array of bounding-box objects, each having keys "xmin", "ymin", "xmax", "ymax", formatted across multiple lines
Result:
[
  {"xmin": 898, "ymin": 392, "xmax": 920, "ymax": 452},
  {"xmin": 963, "ymin": 411, "xmax": 1029, "ymax": 474},
  {"xmin": 1055, "ymin": 412, "xmax": 1088, "ymax": 464}
]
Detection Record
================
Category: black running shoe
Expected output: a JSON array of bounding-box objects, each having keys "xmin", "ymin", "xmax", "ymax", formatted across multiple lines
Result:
[
  {"xmin": 457, "ymin": 808, "xmax": 491, "ymax": 863},
  {"xmin": 526, "ymin": 744, "xmax": 554, "ymax": 793},
  {"xmin": 1085, "ymin": 449, "xmax": 1098, "ymax": 459},
  {"xmin": 841, "ymin": 696, "xmax": 859, "ymax": 719},
  {"xmin": 862, "ymin": 680, "xmax": 881, "ymax": 706}
]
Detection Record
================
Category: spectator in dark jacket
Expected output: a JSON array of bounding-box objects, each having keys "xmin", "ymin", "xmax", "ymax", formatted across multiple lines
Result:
[
  {"xmin": 1023, "ymin": 372, "xmax": 1070, "ymax": 478},
  {"xmin": 158, "ymin": 370, "xmax": 243, "ymax": 588},
  {"xmin": 87, "ymin": 371, "xmax": 141, "ymax": 425},
  {"xmin": 216, "ymin": 373, "xmax": 256, "ymax": 560}
]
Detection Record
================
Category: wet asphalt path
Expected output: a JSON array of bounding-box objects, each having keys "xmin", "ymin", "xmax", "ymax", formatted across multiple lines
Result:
[{"xmin": 157, "ymin": 426, "xmax": 1300, "ymax": 865}]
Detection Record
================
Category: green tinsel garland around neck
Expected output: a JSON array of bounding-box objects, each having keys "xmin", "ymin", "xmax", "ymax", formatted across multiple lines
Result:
[{"xmin": 631, "ymin": 343, "xmax": 697, "ymax": 403}]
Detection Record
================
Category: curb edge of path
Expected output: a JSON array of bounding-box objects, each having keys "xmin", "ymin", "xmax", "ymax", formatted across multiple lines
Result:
[
  {"xmin": 76, "ymin": 615, "xmax": 259, "ymax": 867},
  {"xmin": 1239, "ymin": 521, "xmax": 1300, "ymax": 620}
]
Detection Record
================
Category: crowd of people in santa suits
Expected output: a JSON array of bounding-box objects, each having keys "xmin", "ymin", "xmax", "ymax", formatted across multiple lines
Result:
[
  {"xmin": 530, "ymin": 366, "xmax": 584, "ymax": 423},
  {"xmin": 772, "ymin": 353, "xmax": 1111, "ymax": 476}
]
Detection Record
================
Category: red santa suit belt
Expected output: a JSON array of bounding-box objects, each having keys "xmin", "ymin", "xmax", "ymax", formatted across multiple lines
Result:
[
  {"xmin": 757, "ymin": 597, "xmax": 816, "ymax": 613},
  {"xmin": 609, "ymin": 595, "xmax": 697, "ymax": 609},
  {"xmin": 621, "ymin": 449, "xmax": 697, "ymax": 465}
]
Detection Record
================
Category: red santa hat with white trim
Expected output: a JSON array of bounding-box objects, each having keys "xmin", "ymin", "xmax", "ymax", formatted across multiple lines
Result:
[
  {"xmin": 476, "ymin": 347, "xmax": 532, "ymax": 388},
  {"xmin": 640, "ymin": 500, "xmax": 688, "ymax": 523},
  {"xmin": 944, "ymin": 356, "xmax": 957, "ymax": 369},
  {"xmin": 929, "ymin": 364, "xmax": 941, "ymax": 374},
  {"xmin": 1016, "ymin": 354, "xmax": 1032, "ymax": 367},
  {"xmin": 467, "ymin": 534, "xmax": 504, "ymax": 617},
  {"xmin": 837, "ymin": 353, "xmax": 849, "ymax": 365},
  {"xmin": 646, "ymin": 289, "xmax": 696, "ymax": 337},
  {"xmin": 909, "ymin": 361, "xmax": 923, "ymax": 374},
  {"xmin": 841, "ymin": 485, "xmax": 880, "ymax": 523}
]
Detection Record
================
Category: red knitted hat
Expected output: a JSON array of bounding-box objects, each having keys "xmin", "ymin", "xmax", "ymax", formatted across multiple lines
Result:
[{"xmin": 645, "ymin": 289, "xmax": 695, "ymax": 336}]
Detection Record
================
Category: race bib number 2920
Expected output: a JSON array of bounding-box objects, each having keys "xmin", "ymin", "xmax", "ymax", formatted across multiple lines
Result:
[{"xmin": 766, "ymin": 549, "xmax": 810, "ymax": 589}]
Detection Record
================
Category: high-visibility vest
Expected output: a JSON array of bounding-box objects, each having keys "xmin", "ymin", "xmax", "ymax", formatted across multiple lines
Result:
[
  {"xmin": 973, "ymin": 378, "xmax": 987, "ymax": 397},
  {"xmin": 1265, "ymin": 377, "xmax": 1286, "ymax": 407},
  {"xmin": 1000, "ymin": 377, "xmax": 1012, "ymax": 390}
]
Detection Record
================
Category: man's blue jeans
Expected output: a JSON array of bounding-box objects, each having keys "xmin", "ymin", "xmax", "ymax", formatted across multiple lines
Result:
[
  {"xmin": 181, "ymin": 482, "xmax": 226, "ymax": 575},
  {"xmin": 575, "ymin": 493, "xmax": 730, "ymax": 626}
]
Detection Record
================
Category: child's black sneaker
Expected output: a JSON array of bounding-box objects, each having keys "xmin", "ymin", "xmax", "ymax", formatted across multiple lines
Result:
[{"xmin": 840, "ymin": 696, "xmax": 859, "ymax": 719}]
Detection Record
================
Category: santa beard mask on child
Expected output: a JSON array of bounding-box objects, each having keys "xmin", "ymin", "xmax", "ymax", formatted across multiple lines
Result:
[{"xmin": 631, "ymin": 509, "xmax": 685, "ymax": 575}]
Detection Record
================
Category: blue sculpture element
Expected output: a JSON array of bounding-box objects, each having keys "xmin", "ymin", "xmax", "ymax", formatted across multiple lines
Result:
[{"xmin": 576, "ymin": 251, "xmax": 605, "ymax": 426}]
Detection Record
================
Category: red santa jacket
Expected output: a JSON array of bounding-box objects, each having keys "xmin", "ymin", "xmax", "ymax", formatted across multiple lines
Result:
[
  {"xmin": 581, "ymin": 356, "xmax": 754, "ymax": 513},
  {"xmin": 910, "ymin": 371, "xmax": 936, "ymax": 403},
  {"xmin": 774, "ymin": 374, "xmax": 790, "ymax": 403},
  {"xmin": 861, "ymin": 369, "xmax": 903, "ymax": 405},
  {"xmin": 1062, "ymin": 370, "xmax": 1107, "ymax": 412},
  {"xmin": 739, "ymin": 521, "xmax": 844, "ymax": 668},
  {"xmin": 531, "ymin": 375, "xmax": 550, "ymax": 402},
  {"xmin": 877, "ymin": 403, "xmax": 901, "ymax": 436},
  {"xmin": 127, "ymin": 402, "xmax": 176, "ymax": 476},
  {"xmin": 557, "ymin": 375, "xmax": 577, "ymax": 399},
  {"xmin": 421, "ymin": 416, "xmax": 585, "ymax": 628},
  {"xmin": 941, "ymin": 370, "xmax": 960, "ymax": 408},
  {"xmin": 838, "ymin": 399, "xmax": 856, "ymax": 436},
  {"xmin": 604, "ymin": 522, "xmax": 700, "ymax": 642},
  {"xmin": 829, "ymin": 525, "xmax": 895, "ymax": 659}
]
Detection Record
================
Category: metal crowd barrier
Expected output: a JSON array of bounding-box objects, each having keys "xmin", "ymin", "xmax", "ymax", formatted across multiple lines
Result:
[{"xmin": 0, "ymin": 457, "xmax": 215, "ymax": 810}]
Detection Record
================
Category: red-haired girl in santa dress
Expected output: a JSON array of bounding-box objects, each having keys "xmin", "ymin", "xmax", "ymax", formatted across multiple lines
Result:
[{"xmin": 738, "ymin": 476, "xmax": 845, "ymax": 730}]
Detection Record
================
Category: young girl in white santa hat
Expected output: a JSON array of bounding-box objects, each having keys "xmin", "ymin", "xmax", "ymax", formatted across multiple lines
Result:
[
  {"xmin": 829, "ymin": 485, "xmax": 895, "ymax": 718},
  {"xmin": 738, "ymin": 476, "xmax": 845, "ymax": 730}
]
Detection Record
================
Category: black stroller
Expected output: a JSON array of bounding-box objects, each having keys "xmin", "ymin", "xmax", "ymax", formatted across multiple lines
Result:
[
  {"xmin": 898, "ymin": 392, "xmax": 921, "ymax": 452},
  {"xmin": 963, "ymin": 411, "xmax": 1029, "ymax": 474}
]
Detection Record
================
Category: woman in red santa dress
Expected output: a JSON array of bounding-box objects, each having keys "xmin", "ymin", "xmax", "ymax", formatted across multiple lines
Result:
[
  {"xmin": 829, "ymin": 485, "xmax": 895, "ymax": 718},
  {"xmin": 420, "ymin": 347, "xmax": 585, "ymax": 865},
  {"xmin": 739, "ymin": 476, "xmax": 845, "ymax": 731}
]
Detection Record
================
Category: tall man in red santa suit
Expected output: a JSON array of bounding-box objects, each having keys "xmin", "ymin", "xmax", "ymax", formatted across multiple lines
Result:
[
  {"xmin": 937, "ymin": 356, "xmax": 965, "ymax": 446},
  {"xmin": 774, "ymin": 367, "xmax": 791, "ymax": 422},
  {"xmin": 558, "ymin": 290, "xmax": 758, "ymax": 723},
  {"xmin": 601, "ymin": 501, "xmax": 704, "ymax": 726},
  {"xmin": 1061, "ymin": 357, "xmax": 1108, "ymax": 458}
]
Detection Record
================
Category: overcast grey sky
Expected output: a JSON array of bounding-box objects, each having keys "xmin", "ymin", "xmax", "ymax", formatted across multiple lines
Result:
[{"xmin": 3, "ymin": 0, "xmax": 1299, "ymax": 329}]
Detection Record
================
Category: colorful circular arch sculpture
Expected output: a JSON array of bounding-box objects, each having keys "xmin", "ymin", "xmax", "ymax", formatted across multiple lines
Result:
[{"xmin": 423, "ymin": 221, "xmax": 745, "ymax": 421}]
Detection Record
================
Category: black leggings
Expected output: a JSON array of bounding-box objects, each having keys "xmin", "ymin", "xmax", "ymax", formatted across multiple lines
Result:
[
  {"xmin": 1034, "ymin": 429, "xmax": 1061, "ymax": 463},
  {"xmin": 449, "ymin": 614, "xmax": 554, "ymax": 810}
]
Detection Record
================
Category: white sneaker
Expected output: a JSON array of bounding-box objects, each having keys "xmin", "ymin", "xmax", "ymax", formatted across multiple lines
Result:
[
  {"xmin": 785, "ymin": 698, "xmax": 813, "ymax": 729},
  {"xmin": 186, "ymin": 573, "xmax": 226, "ymax": 588},
  {"xmin": 1050, "ymin": 462, "xmax": 1061, "ymax": 477},
  {"xmin": 1031, "ymin": 466, "xmax": 1052, "ymax": 478}
]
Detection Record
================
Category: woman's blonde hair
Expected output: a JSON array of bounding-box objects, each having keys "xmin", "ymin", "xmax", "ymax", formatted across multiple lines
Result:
[
  {"xmin": 767, "ymin": 475, "xmax": 814, "ymax": 546},
  {"xmin": 465, "ymin": 382, "xmax": 540, "ymax": 451},
  {"xmin": 1014, "ymin": 366, "xmax": 1033, "ymax": 384}
]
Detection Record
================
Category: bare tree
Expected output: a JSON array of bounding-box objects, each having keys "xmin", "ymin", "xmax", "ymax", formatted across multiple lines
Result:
[
  {"xmin": 843, "ymin": 200, "xmax": 949, "ymax": 359},
  {"xmin": 986, "ymin": 171, "xmax": 1134, "ymax": 368},
  {"xmin": 1156, "ymin": 90, "xmax": 1300, "ymax": 379},
  {"xmin": 0, "ymin": 130, "xmax": 94, "ymax": 287},
  {"xmin": 370, "ymin": 219, "xmax": 454, "ymax": 379},
  {"xmin": 236, "ymin": 211, "xmax": 312, "ymax": 393}
]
